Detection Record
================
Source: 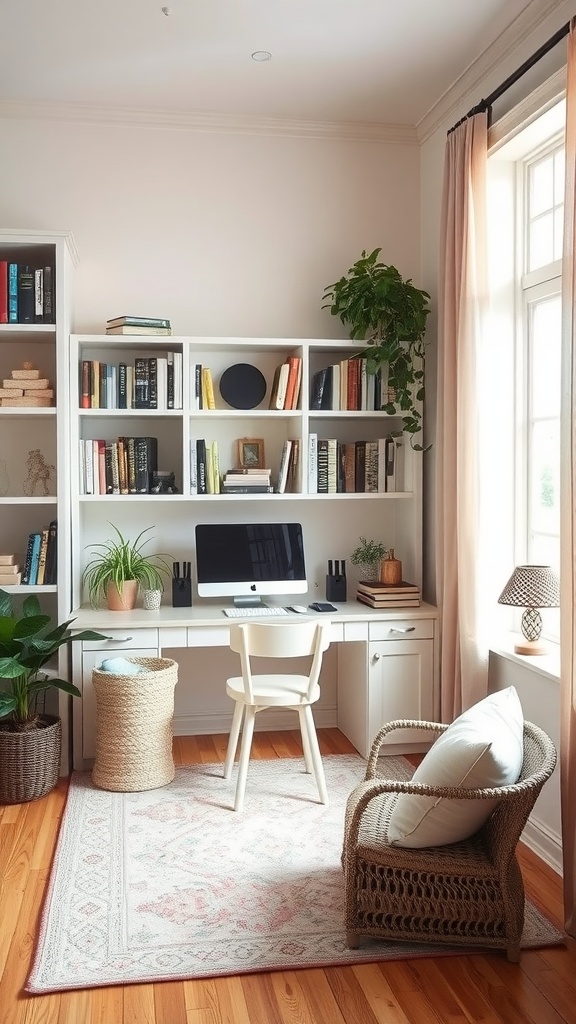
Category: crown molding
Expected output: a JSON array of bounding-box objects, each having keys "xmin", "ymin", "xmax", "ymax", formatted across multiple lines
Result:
[
  {"xmin": 0, "ymin": 99, "xmax": 418, "ymax": 146},
  {"xmin": 416, "ymin": 0, "xmax": 567, "ymax": 144}
]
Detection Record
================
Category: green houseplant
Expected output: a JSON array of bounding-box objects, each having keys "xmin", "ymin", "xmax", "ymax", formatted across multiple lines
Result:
[
  {"xmin": 351, "ymin": 537, "xmax": 388, "ymax": 581},
  {"xmin": 322, "ymin": 248, "xmax": 431, "ymax": 448},
  {"xmin": 0, "ymin": 588, "xmax": 108, "ymax": 802},
  {"xmin": 83, "ymin": 524, "xmax": 172, "ymax": 610}
]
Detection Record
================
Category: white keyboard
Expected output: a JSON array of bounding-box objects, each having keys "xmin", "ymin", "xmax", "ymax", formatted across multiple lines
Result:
[{"xmin": 222, "ymin": 605, "xmax": 289, "ymax": 618}]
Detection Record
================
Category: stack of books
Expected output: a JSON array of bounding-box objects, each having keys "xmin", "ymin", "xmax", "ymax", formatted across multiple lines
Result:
[
  {"xmin": 0, "ymin": 553, "xmax": 22, "ymax": 586},
  {"xmin": 105, "ymin": 315, "xmax": 173, "ymax": 336},
  {"xmin": 221, "ymin": 468, "xmax": 273, "ymax": 494},
  {"xmin": 356, "ymin": 579, "xmax": 421, "ymax": 608}
]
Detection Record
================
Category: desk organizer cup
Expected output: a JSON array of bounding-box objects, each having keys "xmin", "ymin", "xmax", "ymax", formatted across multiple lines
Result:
[{"xmin": 172, "ymin": 577, "xmax": 192, "ymax": 607}]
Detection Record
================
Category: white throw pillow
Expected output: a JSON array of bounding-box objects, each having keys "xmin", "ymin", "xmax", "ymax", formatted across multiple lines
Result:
[{"xmin": 387, "ymin": 686, "xmax": 524, "ymax": 848}]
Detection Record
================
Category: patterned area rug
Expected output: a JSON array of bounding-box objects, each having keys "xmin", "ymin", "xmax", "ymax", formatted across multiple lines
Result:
[{"xmin": 28, "ymin": 754, "xmax": 564, "ymax": 992}]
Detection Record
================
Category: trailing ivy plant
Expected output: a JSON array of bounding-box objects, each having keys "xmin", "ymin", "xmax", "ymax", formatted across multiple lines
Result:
[{"xmin": 322, "ymin": 248, "xmax": 431, "ymax": 449}]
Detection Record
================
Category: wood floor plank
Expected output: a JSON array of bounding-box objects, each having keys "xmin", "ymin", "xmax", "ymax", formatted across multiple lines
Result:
[
  {"xmin": 123, "ymin": 983, "xmax": 156, "ymax": 1024},
  {"xmin": 350, "ymin": 963, "xmax": 413, "ymax": 1024},
  {"xmin": 186, "ymin": 975, "xmax": 252, "ymax": 1024},
  {"xmin": 374, "ymin": 961, "xmax": 447, "ymax": 1023},
  {"xmin": 88, "ymin": 984, "xmax": 123, "ymax": 1024},
  {"xmin": 153, "ymin": 981, "xmax": 188, "ymax": 1024},
  {"xmin": 22, "ymin": 992, "xmax": 61, "ymax": 1024},
  {"xmin": 241, "ymin": 971, "xmax": 285, "ymax": 1024},
  {"xmin": 325, "ymin": 964, "xmax": 381, "ymax": 1024},
  {"xmin": 291, "ymin": 968, "xmax": 348, "ymax": 1024},
  {"xmin": 405, "ymin": 958, "xmax": 507, "ymax": 1023}
]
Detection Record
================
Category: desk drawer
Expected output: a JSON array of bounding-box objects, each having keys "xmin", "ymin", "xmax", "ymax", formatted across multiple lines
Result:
[
  {"xmin": 369, "ymin": 619, "xmax": 434, "ymax": 642},
  {"xmin": 82, "ymin": 629, "xmax": 159, "ymax": 651}
]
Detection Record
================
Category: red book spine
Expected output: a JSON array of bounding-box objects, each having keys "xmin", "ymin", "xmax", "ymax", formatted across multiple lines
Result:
[{"xmin": 347, "ymin": 359, "xmax": 360, "ymax": 410}]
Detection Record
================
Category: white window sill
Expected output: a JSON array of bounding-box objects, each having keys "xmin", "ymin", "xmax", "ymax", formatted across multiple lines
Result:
[{"xmin": 489, "ymin": 635, "xmax": 560, "ymax": 683}]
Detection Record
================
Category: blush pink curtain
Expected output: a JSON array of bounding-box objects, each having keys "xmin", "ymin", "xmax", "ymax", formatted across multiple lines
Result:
[
  {"xmin": 436, "ymin": 112, "xmax": 489, "ymax": 721},
  {"xmin": 560, "ymin": 20, "xmax": 576, "ymax": 938}
]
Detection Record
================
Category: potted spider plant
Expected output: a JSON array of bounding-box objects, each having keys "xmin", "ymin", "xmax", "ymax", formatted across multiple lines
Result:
[
  {"xmin": 322, "ymin": 248, "xmax": 431, "ymax": 448},
  {"xmin": 0, "ymin": 589, "xmax": 108, "ymax": 802},
  {"xmin": 82, "ymin": 524, "xmax": 172, "ymax": 611}
]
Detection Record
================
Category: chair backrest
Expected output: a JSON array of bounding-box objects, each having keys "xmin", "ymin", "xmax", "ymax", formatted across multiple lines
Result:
[
  {"xmin": 229, "ymin": 620, "xmax": 331, "ymax": 702},
  {"xmin": 483, "ymin": 720, "xmax": 557, "ymax": 860}
]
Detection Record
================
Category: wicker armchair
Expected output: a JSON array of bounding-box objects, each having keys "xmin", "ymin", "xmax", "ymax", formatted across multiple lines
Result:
[{"xmin": 343, "ymin": 718, "xmax": 557, "ymax": 962}]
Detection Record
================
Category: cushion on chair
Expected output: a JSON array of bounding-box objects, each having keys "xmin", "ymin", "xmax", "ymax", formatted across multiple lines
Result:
[{"xmin": 387, "ymin": 686, "xmax": 524, "ymax": 848}]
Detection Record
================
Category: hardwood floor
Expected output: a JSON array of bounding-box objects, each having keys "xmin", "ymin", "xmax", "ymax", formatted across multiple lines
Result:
[{"xmin": 1, "ymin": 728, "xmax": 574, "ymax": 1024}]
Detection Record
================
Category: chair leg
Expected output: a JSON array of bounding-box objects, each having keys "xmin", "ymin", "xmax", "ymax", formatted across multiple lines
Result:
[
  {"xmin": 234, "ymin": 706, "xmax": 256, "ymax": 812},
  {"xmin": 297, "ymin": 707, "xmax": 313, "ymax": 773},
  {"xmin": 302, "ymin": 704, "xmax": 328, "ymax": 805},
  {"xmin": 223, "ymin": 702, "xmax": 244, "ymax": 780}
]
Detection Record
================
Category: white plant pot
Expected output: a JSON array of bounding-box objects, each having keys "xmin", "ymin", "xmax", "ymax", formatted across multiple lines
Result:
[{"xmin": 142, "ymin": 589, "xmax": 162, "ymax": 611}]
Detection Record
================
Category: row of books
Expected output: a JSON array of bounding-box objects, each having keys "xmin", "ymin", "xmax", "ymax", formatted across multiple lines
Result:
[
  {"xmin": 356, "ymin": 579, "xmax": 421, "ymax": 609},
  {"xmin": 20, "ymin": 522, "xmax": 58, "ymax": 586},
  {"xmin": 310, "ymin": 358, "xmax": 392, "ymax": 412},
  {"xmin": 222, "ymin": 467, "xmax": 274, "ymax": 494},
  {"xmin": 105, "ymin": 315, "xmax": 172, "ymax": 336},
  {"xmin": 79, "ymin": 437, "xmax": 158, "ymax": 495},
  {"xmin": 308, "ymin": 435, "xmax": 404, "ymax": 494},
  {"xmin": 0, "ymin": 262, "xmax": 55, "ymax": 325},
  {"xmin": 269, "ymin": 356, "xmax": 302, "ymax": 410},
  {"xmin": 80, "ymin": 354, "xmax": 183, "ymax": 410},
  {"xmin": 189, "ymin": 441, "xmax": 300, "ymax": 495}
]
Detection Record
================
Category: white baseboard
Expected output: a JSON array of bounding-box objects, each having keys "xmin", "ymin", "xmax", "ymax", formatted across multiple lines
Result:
[
  {"xmin": 522, "ymin": 817, "xmax": 563, "ymax": 876},
  {"xmin": 172, "ymin": 706, "xmax": 338, "ymax": 737}
]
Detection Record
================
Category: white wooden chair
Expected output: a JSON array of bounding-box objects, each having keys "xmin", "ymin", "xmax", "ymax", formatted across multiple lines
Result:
[{"xmin": 223, "ymin": 619, "xmax": 331, "ymax": 811}]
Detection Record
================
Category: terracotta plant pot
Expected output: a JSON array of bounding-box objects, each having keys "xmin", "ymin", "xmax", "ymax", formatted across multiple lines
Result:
[{"xmin": 106, "ymin": 580, "xmax": 139, "ymax": 611}]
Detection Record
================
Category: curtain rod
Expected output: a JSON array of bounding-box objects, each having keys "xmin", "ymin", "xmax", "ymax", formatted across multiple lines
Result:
[{"xmin": 447, "ymin": 20, "xmax": 570, "ymax": 135}]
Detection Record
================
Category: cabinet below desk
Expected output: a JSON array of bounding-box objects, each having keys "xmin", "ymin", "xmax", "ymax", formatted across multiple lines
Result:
[{"xmin": 70, "ymin": 603, "xmax": 438, "ymax": 769}]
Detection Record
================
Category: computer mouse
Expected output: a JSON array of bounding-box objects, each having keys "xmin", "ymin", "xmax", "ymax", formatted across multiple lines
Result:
[{"xmin": 288, "ymin": 605, "xmax": 309, "ymax": 614}]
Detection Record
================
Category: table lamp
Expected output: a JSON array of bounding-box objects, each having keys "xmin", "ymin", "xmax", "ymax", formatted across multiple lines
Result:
[{"xmin": 497, "ymin": 564, "xmax": 560, "ymax": 655}]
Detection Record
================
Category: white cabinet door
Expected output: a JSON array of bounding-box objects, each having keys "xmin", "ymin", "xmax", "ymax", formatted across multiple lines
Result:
[
  {"xmin": 337, "ymin": 636, "xmax": 435, "ymax": 757},
  {"xmin": 368, "ymin": 638, "xmax": 434, "ymax": 753},
  {"xmin": 81, "ymin": 648, "xmax": 157, "ymax": 760}
]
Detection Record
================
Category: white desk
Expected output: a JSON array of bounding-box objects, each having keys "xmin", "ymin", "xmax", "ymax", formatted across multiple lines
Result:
[{"xmin": 70, "ymin": 600, "xmax": 438, "ymax": 769}]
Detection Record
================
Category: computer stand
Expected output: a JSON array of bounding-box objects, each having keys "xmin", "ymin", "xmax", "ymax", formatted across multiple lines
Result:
[{"xmin": 232, "ymin": 596, "xmax": 267, "ymax": 608}]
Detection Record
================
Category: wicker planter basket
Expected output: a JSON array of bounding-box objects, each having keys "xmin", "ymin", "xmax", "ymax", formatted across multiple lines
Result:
[
  {"xmin": 0, "ymin": 714, "xmax": 62, "ymax": 804},
  {"xmin": 91, "ymin": 657, "xmax": 178, "ymax": 792}
]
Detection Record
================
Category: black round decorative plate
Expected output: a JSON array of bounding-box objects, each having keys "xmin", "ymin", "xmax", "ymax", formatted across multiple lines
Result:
[{"xmin": 219, "ymin": 363, "xmax": 267, "ymax": 409}]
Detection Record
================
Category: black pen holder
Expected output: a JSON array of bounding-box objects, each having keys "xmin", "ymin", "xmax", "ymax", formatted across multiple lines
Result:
[
  {"xmin": 172, "ymin": 578, "xmax": 192, "ymax": 607},
  {"xmin": 326, "ymin": 574, "xmax": 347, "ymax": 603}
]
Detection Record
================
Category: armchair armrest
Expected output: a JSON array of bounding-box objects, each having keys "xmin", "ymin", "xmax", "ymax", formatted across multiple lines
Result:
[{"xmin": 366, "ymin": 719, "xmax": 447, "ymax": 779}]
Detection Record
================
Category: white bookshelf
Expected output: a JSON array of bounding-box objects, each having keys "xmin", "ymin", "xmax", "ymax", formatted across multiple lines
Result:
[{"xmin": 69, "ymin": 335, "xmax": 423, "ymax": 611}]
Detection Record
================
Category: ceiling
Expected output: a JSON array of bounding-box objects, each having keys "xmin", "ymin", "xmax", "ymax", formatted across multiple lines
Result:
[{"xmin": 0, "ymin": 0, "xmax": 540, "ymax": 127}]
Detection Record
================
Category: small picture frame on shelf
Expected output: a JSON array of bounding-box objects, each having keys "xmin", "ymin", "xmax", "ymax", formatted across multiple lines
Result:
[{"xmin": 237, "ymin": 438, "xmax": 265, "ymax": 469}]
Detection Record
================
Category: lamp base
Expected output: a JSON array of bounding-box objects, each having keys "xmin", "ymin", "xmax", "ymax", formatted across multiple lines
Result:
[{"xmin": 514, "ymin": 638, "xmax": 548, "ymax": 656}]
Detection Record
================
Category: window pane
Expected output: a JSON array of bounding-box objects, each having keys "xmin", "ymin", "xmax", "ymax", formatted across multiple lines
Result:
[
  {"xmin": 554, "ymin": 150, "xmax": 565, "ymax": 201},
  {"xmin": 554, "ymin": 207, "xmax": 564, "ymax": 260},
  {"xmin": 529, "ymin": 419, "xmax": 560, "ymax": 536},
  {"xmin": 530, "ymin": 295, "xmax": 561, "ymax": 417},
  {"xmin": 530, "ymin": 154, "xmax": 554, "ymax": 216},
  {"xmin": 529, "ymin": 213, "xmax": 554, "ymax": 270},
  {"xmin": 529, "ymin": 531, "xmax": 560, "ymax": 572}
]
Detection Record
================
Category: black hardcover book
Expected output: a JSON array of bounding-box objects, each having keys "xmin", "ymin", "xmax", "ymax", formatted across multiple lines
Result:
[
  {"xmin": 134, "ymin": 436, "xmax": 158, "ymax": 493},
  {"xmin": 167, "ymin": 355, "xmax": 175, "ymax": 410},
  {"xmin": 43, "ymin": 266, "xmax": 55, "ymax": 323},
  {"xmin": 118, "ymin": 362, "xmax": 127, "ymax": 409},
  {"xmin": 44, "ymin": 520, "xmax": 58, "ymax": 585},
  {"xmin": 104, "ymin": 442, "xmax": 114, "ymax": 493},
  {"xmin": 317, "ymin": 438, "xmax": 329, "ymax": 493},
  {"xmin": 310, "ymin": 368, "xmax": 328, "ymax": 411},
  {"xmin": 320, "ymin": 366, "xmax": 333, "ymax": 410},
  {"xmin": 127, "ymin": 436, "xmax": 137, "ymax": 493},
  {"xmin": 148, "ymin": 357, "xmax": 158, "ymax": 410},
  {"xmin": 134, "ymin": 357, "xmax": 149, "ymax": 409},
  {"xmin": 17, "ymin": 265, "xmax": 35, "ymax": 323},
  {"xmin": 355, "ymin": 441, "xmax": 366, "ymax": 493},
  {"xmin": 196, "ymin": 439, "xmax": 207, "ymax": 495}
]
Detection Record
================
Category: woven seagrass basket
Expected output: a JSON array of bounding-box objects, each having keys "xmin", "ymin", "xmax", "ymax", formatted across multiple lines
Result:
[
  {"xmin": 91, "ymin": 657, "xmax": 178, "ymax": 792},
  {"xmin": 0, "ymin": 714, "xmax": 62, "ymax": 804}
]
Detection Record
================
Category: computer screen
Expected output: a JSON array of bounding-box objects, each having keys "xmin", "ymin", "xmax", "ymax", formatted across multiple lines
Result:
[{"xmin": 195, "ymin": 522, "xmax": 307, "ymax": 604}]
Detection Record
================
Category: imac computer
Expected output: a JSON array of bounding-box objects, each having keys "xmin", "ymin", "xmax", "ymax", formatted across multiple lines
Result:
[{"xmin": 195, "ymin": 522, "xmax": 307, "ymax": 607}]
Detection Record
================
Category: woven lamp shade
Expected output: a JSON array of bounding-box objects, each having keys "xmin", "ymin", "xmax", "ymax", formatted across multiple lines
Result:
[
  {"xmin": 497, "ymin": 565, "xmax": 560, "ymax": 608},
  {"xmin": 498, "ymin": 565, "xmax": 559, "ymax": 655}
]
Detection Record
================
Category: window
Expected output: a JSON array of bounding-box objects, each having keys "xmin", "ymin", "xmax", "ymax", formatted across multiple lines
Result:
[{"xmin": 487, "ymin": 102, "xmax": 564, "ymax": 643}]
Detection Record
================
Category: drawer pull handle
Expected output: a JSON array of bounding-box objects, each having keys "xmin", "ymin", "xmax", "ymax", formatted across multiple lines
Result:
[
  {"xmin": 106, "ymin": 636, "xmax": 133, "ymax": 643},
  {"xmin": 389, "ymin": 626, "xmax": 416, "ymax": 634}
]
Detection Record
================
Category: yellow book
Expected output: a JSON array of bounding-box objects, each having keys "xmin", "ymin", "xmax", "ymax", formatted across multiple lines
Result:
[
  {"xmin": 202, "ymin": 367, "xmax": 216, "ymax": 410},
  {"xmin": 212, "ymin": 440, "xmax": 221, "ymax": 494},
  {"xmin": 206, "ymin": 441, "xmax": 215, "ymax": 494}
]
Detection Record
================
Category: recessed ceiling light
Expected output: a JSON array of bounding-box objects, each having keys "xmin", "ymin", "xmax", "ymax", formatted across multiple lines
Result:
[{"xmin": 251, "ymin": 51, "xmax": 272, "ymax": 62}]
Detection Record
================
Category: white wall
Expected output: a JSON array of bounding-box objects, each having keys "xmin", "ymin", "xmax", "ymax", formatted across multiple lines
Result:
[{"xmin": 0, "ymin": 118, "xmax": 420, "ymax": 338}]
